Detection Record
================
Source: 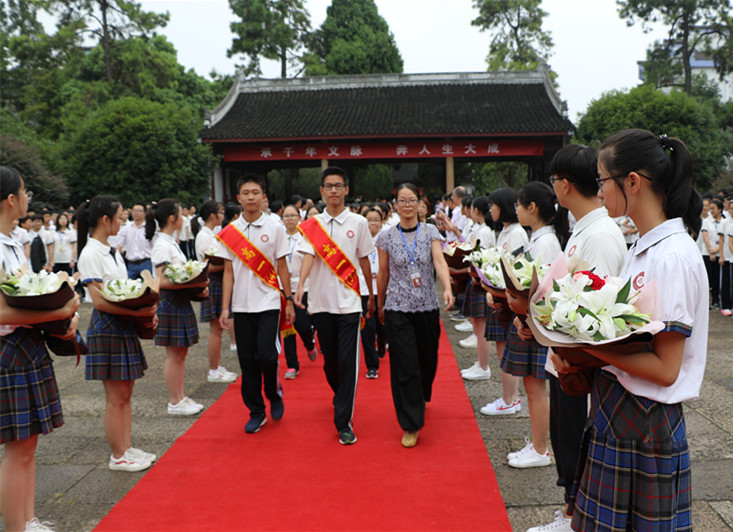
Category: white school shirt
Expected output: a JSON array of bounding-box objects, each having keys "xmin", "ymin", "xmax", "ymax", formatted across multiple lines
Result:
[
  {"xmin": 358, "ymin": 235, "xmax": 379, "ymax": 296},
  {"xmin": 607, "ymin": 218, "xmax": 708, "ymax": 403},
  {"xmin": 285, "ymin": 232, "xmax": 308, "ymax": 293},
  {"xmin": 474, "ymin": 223, "xmax": 496, "ymax": 249},
  {"xmin": 496, "ymin": 222, "xmax": 528, "ymax": 254},
  {"xmin": 296, "ymin": 208, "xmax": 375, "ymax": 314},
  {"xmin": 116, "ymin": 222, "xmax": 152, "ymax": 262},
  {"xmin": 77, "ymin": 237, "xmax": 127, "ymax": 286},
  {"xmin": 460, "ymin": 218, "xmax": 475, "ymax": 242},
  {"xmin": 10, "ymin": 226, "xmax": 30, "ymax": 246},
  {"xmin": 0, "ymin": 233, "xmax": 29, "ymax": 336},
  {"xmin": 52, "ymin": 229, "xmax": 76, "ymax": 263},
  {"xmin": 720, "ymin": 218, "xmax": 733, "ymax": 262},
  {"xmin": 151, "ymin": 232, "xmax": 187, "ymax": 270},
  {"xmin": 700, "ymin": 216, "xmax": 721, "ymax": 255},
  {"xmin": 215, "ymin": 213, "xmax": 289, "ymax": 313},
  {"xmin": 194, "ymin": 226, "xmax": 218, "ymax": 262},
  {"xmin": 446, "ymin": 206, "xmax": 466, "ymax": 242},
  {"xmin": 526, "ymin": 225, "xmax": 561, "ymax": 266}
]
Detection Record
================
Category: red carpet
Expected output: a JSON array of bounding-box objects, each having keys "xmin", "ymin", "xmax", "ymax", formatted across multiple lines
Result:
[{"xmin": 94, "ymin": 320, "xmax": 511, "ymax": 531}]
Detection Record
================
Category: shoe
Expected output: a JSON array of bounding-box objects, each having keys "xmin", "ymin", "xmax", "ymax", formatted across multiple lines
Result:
[
  {"xmin": 480, "ymin": 397, "xmax": 521, "ymax": 415},
  {"xmin": 167, "ymin": 396, "xmax": 203, "ymax": 416},
  {"xmin": 526, "ymin": 510, "xmax": 573, "ymax": 532},
  {"xmin": 462, "ymin": 364, "xmax": 491, "ymax": 381},
  {"xmin": 366, "ymin": 369, "xmax": 378, "ymax": 379},
  {"xmin": 460, "ymin": 361, "xmax": 479, "ymax": 375},
  {"xmin": 711, "ymin": 302, "xmax": 720, "ymax": 309},
  {"xmin": 722, "ymin": 309, "xmax": 733, "ymax": 316},
  {"xmin": 109, "ymin": 449, "xmax": 152, "ymax": 472},
  {"xmin": 454, "ymin": 320, "xmax": 473, "ymax": 332},
  {"xmin": 458, "ymin": 333, "xmax": 478, "ymax": 348},
  {"xmin": 208, "ymin": 367, "xmax": 237, "ymax": 383},
  {"xmin": 509, "ymin": 446, "xmax": 551, "ymax": 468},
  {"xmin": 230, "ymin": 343, "xmax": 238, "ymax": 352},
  {"xmin": 25, "ymin": 518, "xmax": 57, "ymax": 532},
  {"xmin": 339, "ymin": 429, "xmax": 357, "ymax": 445},
  {"xmin": 506, "ymin": 437, "xmax": 533, "ymax": 460},
  {"xmin": 245, "ymin": 414, "xmax": 267, "ymax": 433},
  {"xmin": 271, "ymin": 400, "xmax": 284, "ymax": 420},
  {"xmin": 128, "ymin": 447, "xmax": 156, "ymax": 464},
  {"xmin": 284, "ymin": 368, "xmax": 299, "ymax": 379},
  {"xmin": 307, "ymin": 348, "xmax": 318, "ymax": 361},
  {"xmin": 450, "ymin": 313, "xmax": 466, "ymax": 322},
  {"xmin": 401, "ymin": 431, "xmax": 419, "ymax": 448}
]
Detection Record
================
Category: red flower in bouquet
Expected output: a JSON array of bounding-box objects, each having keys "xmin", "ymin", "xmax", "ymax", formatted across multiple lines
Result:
[{"xmin": 573, "ymin": 270, "xmax": 605, "ymax": 291}]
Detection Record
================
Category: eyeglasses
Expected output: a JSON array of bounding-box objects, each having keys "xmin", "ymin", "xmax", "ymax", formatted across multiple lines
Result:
[
  {"xmin": 282, "ymin": 214, "xmax": 300, "ymax": 219},
  {"xmin": 396, "ymin": 199, "xmax": 418, "ymax": 206},
  {"xmin": 549, "ymin": 175, "xmax": 564, "ymax": 185},
  {"xmin": 322, "ymin": 183, "xmax": 345, "ymax": 191},
  {"xmin": 596, "ymin": 171, "xmax": 652, "ymax": 188}
]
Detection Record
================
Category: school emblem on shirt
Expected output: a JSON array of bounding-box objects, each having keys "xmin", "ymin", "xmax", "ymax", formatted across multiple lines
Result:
[
  {"xmin": 633, "ymin": 271, "xmax": 645, "ymax": 290},
  {"xmin": 346, "ymin": 230, "xmax": 355, "ymax": 239},
  {"xmin": 567, "ymin": 244, "xmax": 577, "ymax": 257},
  {"xmin": 261, "ymin": 234, "xmax": 269, "ymax": 243}
]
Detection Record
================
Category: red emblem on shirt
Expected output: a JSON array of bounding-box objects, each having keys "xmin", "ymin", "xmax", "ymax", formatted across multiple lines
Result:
[
  {"xmin": 567, "ymin": 244, "xmax": 577, "ymax": 257},
  {"xmin": 261, "ymin": 234, "xmax": 269, "ymax": 243},
  {"xmin": 346, "ymin": 230, "xmax": 355, "ymax": 239},
  {"xmin": 633, "ymin": 271, "xmax": 645, "ymax": 290}
]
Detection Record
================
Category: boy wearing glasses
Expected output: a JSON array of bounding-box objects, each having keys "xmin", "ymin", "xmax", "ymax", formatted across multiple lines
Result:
[{"xmin": 294, "ymin": 166, "xmax": 375, "ymax": 445}]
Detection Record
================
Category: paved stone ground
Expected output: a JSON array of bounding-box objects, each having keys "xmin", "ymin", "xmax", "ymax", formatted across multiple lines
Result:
[{"xmin": 1, "ymin": 299, "xmax": 731, "ymax": 532}]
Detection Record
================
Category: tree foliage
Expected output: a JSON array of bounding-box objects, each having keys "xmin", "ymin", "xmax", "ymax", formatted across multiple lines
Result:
[
  {"xmin": 228, "ymin": 0, "xmax": 311, "ymax": 78},
  {"xmin": 575, "ymin": 84, "xmax": 732, "ymax": 191},
  {"xmin": 304, "ymin": 0, "xmax": 403, "ymax": 76},
  {"xmin": 618, "ymin": 0, "xmax": 733, "ymax": 94}
]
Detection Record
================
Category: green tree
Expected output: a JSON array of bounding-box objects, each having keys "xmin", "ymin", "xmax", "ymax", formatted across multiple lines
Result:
[
  {"xmin": 304, "ymin": 0, "xmax": 403, "ymax": 75},
  {"xmin": 618, "ymin": 0, "xmax": 733, "ymax": 94},
  {"xmin": 62, "ymin": 97, "xmax": 216, "ymax": 207},
  {"xmin": 472, "ymin": 161, "xmax": 529, "ymax": 194},
  {"xmin": 471, "ymin": 0, "xmax": 553, "ymax": 71},
  {"xmin": 228, "ymin": 0, "xmax": 311, "ymax": 78},
  {"xmin": 575, "ymin": 84, "xmax": 732, "ymax": 191}
]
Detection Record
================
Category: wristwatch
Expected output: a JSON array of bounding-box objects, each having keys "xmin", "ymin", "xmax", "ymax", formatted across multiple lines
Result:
[{"xmin": 284, "ymin": 295, "xmax": 293, "ymax": 301}]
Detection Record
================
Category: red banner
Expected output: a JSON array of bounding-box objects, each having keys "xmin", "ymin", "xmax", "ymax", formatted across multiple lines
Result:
[{"xmin": 224, "ymin": 139, "xmax": 543, "ymax": 162}]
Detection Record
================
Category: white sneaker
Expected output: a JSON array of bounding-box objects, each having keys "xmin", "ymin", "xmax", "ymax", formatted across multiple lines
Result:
[
  {"xmin": 167, "ymin": 396, "xmax": 203, "ymax": 416},
  {"xmin": 462, "ymin": 364, "xmax": 491, "ymax": 381},
  {"xmin": 480, "ymin": 397, "xmax": 521, "ymax": 416},
  {"xmin": 109, "ymin": 449, "xmax": 152, "ymax": 472},
  {"xmin": 509, "ymin": 446, "xmax": 551, "ymax": 468},
  {"xmin": 460, "ymin": 361, "xmax": 479, "ymax": 375},
  {"xmin": 526, "ymin": 510, "xmax": 573, "ymax": 532},
  {"xmin": 454, "ymin": 320, "xmax": 473, "ymax": 332},
  {"xmin": 284, "ymin": 368, "xmax": 299, "ymax": 379},
  {"xmin": 507, "ymin": 437, "xmax": 533, "ymax": 460},
  {"xmin": 25, "ymin": 518, "xmax": 57, "ymax": 532},
  {"xmin": 230, "ymin": 343, "xmax": 237, "ymax": 352},
  {"xmin": 128, "ymin": 447, "xmax": 156, "ymax": 464},
  {"xmin": 458, "ymin": 333, "xmax": 478, "ymax": 348},
  {"xmin": 208, "ymin": 367, "xmax": 237, "ymax": 383}
]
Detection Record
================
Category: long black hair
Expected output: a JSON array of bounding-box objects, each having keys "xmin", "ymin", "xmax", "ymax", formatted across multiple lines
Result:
[
  {"xmin": 518, "ymin": 181, "xmax": 570, "ymax": 247},
  {"xmin": 550, "ymin": 144, "xmax": 599, "ymax": 198},
  {"xmin": 192, "ymin": 199, "xmax": 223, "ymax": 237},
  {"xmin": 222, "ymin": 201, "xmax": 242, "ymax": 228},
  {"xmin": 488, "ymin": 187, "xmax": 518, "ymax": 224},
  {"xmin": 0, "ymin": 166, "xmax": 23, "ymax": 202},
  {"xmin": 76, "ymin": 195, "xmax": 122, "ymax": 252},
  {"xmin": 145, "ymin": 198, "xmax": 181, "ymax": 241},
  {"xmin": 599, "ymin": 129, "xmax": 702, "ymax": 236}
]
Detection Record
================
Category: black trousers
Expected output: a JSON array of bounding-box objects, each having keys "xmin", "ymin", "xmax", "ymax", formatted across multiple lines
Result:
[
  {"xmin": 311, "ymin": 312, "xmax": 361, "ymax": 432},
  {"xmin": 704, "ymin": 255, "xmax": 722, "ymax": 305},
  {"xmin": 360, "ymin": 296, "xmax": 379, "ymax": 371},
  {"xmin": 283, "ymin": 292, "xmax": 315, "ymax": 371},
  {"xmin": 721, "ymin": 261, "xmax": 732, "ymax": 310},
  {"xmin": 233, "ymin": 310, "xmax": 283, "ymax": 418},
  {"xmin": 548, "ymin": 375, "xmax": 588, "ymax": 504},
  {"xmin": 385, "ymin": 309, "xmax": 440, "ymax": 432}
]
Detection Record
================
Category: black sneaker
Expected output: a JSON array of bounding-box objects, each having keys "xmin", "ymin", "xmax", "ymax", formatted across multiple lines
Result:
[
  {"xmin": 245, "ymin": 415, "xmax": 267, "ymax": 433},
  {"xmin": 339, "ymin": 429, "xmax": 357, "ymax": 445},
  {"xmin": 271, "ymin": 400, "xmax": 284, "ymax": 421},
  {"xmin": 366, "ymin": 369, "xmax": 378, "ymax": 379}
]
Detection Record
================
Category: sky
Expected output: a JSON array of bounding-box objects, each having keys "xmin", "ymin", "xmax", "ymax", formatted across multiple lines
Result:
[{"xmin": 139, "ymin": 0, "xmax": 668, "ymax": 124}]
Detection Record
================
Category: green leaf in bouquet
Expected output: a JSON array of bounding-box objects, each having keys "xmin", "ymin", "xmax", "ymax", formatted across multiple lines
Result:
[
  {"xmin": 553, "ymin": 279, "xmax": 560, "ymax": 292},
  {"xmin": 615, "ymin": 279, "xmax": 631, "ymax": 304},
  {"xmin": 592, "ymin": 331, "xmax": 606, "ymax": 342},
  {"xmin": 577, "ymin": 306, "xmax": 600, "ymax": 321},
  {"xmin": 613, "ymin": 317, "xmax": 628, "ymax": 332}
]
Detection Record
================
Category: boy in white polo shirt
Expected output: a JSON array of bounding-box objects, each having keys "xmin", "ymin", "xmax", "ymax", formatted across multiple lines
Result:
[
  {"xmin": 217, "ymin": 175, "xmax": 294, "ymax": 434},
  {"xmin": 294, "ymin": 167, "xmax": 375, "ymax": 445}
]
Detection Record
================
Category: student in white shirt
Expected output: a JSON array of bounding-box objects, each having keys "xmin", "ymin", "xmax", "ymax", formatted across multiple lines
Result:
[
  {"xmin": 77, "ymin": 195, "xmax": 158, "ymax": 473},
  {"xmin": 702, "ymin": 199, "xmax": 724, "ymax": 308},
  {"xmin": 557, "ymin": 130, "xmax": 707, "ymax": 531},
  {"xmin": 147, "ymin": 199, "xmax": 208, "ymax": 417},
  {"xmin": 294, "ymin": 167, "xmax": 375, "ymax": 445},
  {"xmin": 115, "ymin": 203, "xmax": 152, "ymax": 280},
  {"xmin": 719, "ymin": 200, "xmax": 733, "ymax": 315},
  {"xmin": 51, "ymin": 212, "xmax": 76, "ymax": 276},
  {"xmin": 358, "ymin": 207, "xmax": 383, "ymax": 379}
]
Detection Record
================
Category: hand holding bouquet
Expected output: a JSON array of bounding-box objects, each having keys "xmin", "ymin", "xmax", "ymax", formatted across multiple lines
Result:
[
  {"xmin": 463, "ymin": 246, "xmax": 508, "ymax": 290},
  {"xmin": 94, "ymin": 271, "xmax": 160, "ymax": 339},
  {"xmin": 204, "ymin": 243, "xmax": 224, "ymax": 265},
  {"xmin": 163, "ymin": 260, "xmax": 209, "ymax": 301}
]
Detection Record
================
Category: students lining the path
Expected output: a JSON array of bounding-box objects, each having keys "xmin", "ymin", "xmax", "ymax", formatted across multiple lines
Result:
[
  {"xmin": 359, "ymin": 207, "xmax": 383, "ymax": 379},
  {"xmin": 50, "ymin": 213, "xmax": 76, "ymax": 277}
]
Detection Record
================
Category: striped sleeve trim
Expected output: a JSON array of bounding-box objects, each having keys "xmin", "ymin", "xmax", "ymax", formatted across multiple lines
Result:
[
  {"xmin": 82, "ymin": 277, "xmax": 103, "ymax": 285},
  {"xmin": 662, "ymin": 321, "xmax": 693, "ymax": 337},
  {"xmin": 154, "ymin": 261, "xmax": 170, "ymax": 269}
]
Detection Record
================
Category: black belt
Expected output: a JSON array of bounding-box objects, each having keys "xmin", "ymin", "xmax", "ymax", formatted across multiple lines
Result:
[{"xmin": 127, "ymin": 258, "xmax": 150, "ymax": 265}]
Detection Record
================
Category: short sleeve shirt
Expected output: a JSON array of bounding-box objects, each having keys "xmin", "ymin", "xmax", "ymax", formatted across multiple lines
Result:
[
  {"xmin": 0, "ymin": 234, "xmax": 28, "ymax": 336},
  {"xmin": 497, "ymin": 223, "xmax": 529, "ymax": 254},
  {"xmin": 526, "ymin": 226, "xmax": 561, "ymax": 266},
  {"xmin": 195, "ymin": 226, "xmax": 217, "ymax": 262},
  {"xmin": 376, "ymin": 223, "xmax": 442, "ymax": 313},
  {"xmin": 151, "ymin": 232, "xmax": 186, "ymax": 268},
  {"xmin": 78, "ymin": 237, "xmax": 127, "ymax": 284},
  {"xmin": 564, "ymin": 208, "xmax": 626, "ymax": 278}
]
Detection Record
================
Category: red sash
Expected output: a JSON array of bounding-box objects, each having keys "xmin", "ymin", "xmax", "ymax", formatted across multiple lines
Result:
[
  {"xmin": 298, "ymin": 217, "xmax": 366, "ymax": 329},
  {"xmin": 216, "ymin": 223, "xmax": 295, "ymax": 337}
]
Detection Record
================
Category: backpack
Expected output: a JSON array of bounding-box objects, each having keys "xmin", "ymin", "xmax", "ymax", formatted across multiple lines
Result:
[{"xmin": 30, "ymin": 235, "xmax": 46, "ymax": 273}]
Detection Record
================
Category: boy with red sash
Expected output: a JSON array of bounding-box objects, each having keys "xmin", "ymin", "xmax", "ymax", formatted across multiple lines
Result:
[
  {"xmin": 217, "ymin": 174, "xmax": 295, "ymax": 434},
  {"xmin": 295, "ymin": 167, "xmax": 375, "ymax": 445}
]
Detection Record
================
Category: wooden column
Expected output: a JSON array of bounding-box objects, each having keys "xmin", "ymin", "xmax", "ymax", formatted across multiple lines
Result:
[
  {"xmin": 321, "ymin": 159, "xmax": 329, "ymax": 171},
  {"xmin": 445, "ymin": 156, "xmax": 455, "ymax": 192}
]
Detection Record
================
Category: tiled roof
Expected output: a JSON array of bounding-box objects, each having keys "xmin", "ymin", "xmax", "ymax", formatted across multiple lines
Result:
[{"xmin": 200, "ymin": 71, "xmax": 574, "ymax": 142}]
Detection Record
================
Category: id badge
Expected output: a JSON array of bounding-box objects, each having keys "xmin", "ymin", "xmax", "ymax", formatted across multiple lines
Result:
[{"xmin": 409, "ymin": 265, "xmax": 423, "ymax": 288}]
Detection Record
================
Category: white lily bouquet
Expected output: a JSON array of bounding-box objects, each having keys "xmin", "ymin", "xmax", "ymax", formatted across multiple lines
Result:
[
  {"xmin": 442, "ymin": 240, "xmax": 474, "ymax": 257},
  {"xmin": 101, "ymin": 279, "xmax": 145, "ymax": 302},
  {"xmin": 463, "ymin": 247, "xmax": 509, "ymax": 289},
  {"xmin": 1, "ymin": 269, "xmax": 63, "ymax": 297},
  {"xmin": 92, "ymin": 271, "xmax": 159, "ymax": 339},
  {"xmin": 204, "ymin": 243, "xmax": 224, "ymax": 265},
  {"xmin": 164, "ymin": 260, "xmax": 207, "ymax": 284}
]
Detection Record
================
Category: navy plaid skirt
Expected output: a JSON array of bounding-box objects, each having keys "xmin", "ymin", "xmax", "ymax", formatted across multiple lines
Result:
[
  {"xmin": 460, "ymin": 279, "xmax": 487, "ymax": 318},
  {"xmin": 0, "ymin": 328, "xmax": 63, "ymax": 443},
  {"xmin": 570, "ymin": 370, "xmax": 691, "ymax": 531},
  {"xmin": 501, "ymin": 322, "xmax": 547, "ymax": 379},
  {"xmin": 86, "ymin": 310, "xmax": 147, "ymax": 381},
  {"xmin": 483, "ymin": 308, "xmax": 507, "ymax": 342},
  {"xmin": 155, "ymin": 290, "xmax": 199, "ymax": 347},
  {"xmin": 200, "ymin": 274, "xmax": 223, "ymax": 323}
]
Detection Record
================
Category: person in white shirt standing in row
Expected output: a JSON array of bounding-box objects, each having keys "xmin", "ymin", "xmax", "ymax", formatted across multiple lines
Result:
[
  {"xmin": 718, "ymin": 198, "xmax": 733, "ymax": 316},
  {"xmin": 115, "ymin": 203, "xmax": 152, "ymax": 281}
]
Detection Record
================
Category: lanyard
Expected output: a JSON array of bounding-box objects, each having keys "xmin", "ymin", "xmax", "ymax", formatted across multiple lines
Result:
[{"xmin": 398, "ymin": 223, "xmax": 420, "ymax": 265}]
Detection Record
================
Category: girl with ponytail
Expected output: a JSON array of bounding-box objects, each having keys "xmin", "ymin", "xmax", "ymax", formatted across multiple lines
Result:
[{"xmin": 557, "ymin": 129, "xmax": 707, "ymax": 531}]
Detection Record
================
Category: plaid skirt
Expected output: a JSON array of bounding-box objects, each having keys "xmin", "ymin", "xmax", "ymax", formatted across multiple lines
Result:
[
  {"xmin": 501, "ymin": 321, "xmax": 547, "ymax": 379},
  {"xmin": 200, "ymin": 273, "xmax": 223, "ymax": 323},
  {"xmin": 86, "ymin": 310, "xmax": 147, "ymax": 381},
  {"xmin": 155, "ymin": 290, "xmax": 199, "ymax": 347},
  {"xmin": 570, "ymin": 370, "xmax": 691, "ymax": 532},
  {"xmin": 0, "ymin": 328, "xmax": 63, "ymax": 443},
  {"xmin": 460, "ymin": 279, "xmax": 488, "ymax": 318},
  {"xmin": 483, "ymin": 308, "xmax": 507, "ymax": 342}
]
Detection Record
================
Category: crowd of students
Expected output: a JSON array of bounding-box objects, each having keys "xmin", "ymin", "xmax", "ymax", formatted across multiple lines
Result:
[{"xmin": 0, "ymin": 127, "xmax": 718, "ymax": 532}]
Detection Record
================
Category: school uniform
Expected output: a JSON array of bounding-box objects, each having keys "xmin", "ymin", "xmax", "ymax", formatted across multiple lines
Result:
[
  {"xmin": 0, "ymin": 235, "xmax": 63, "ymax": 443},
  {"xmin": 461, "ymin": 223, "xmax": 494, "ymax": 319},
  {"xmin": 296, "ymin": 208, "xmax": 374, "ymax": 433},
  {"xmin": 152, "ymin": 232, "xmax": 199, "ymax": 347},
  {"xmin": 216, "ymin": 214, "xmax": 289, "ymax": 418},
  {"xmin": 195, "ymin": 226, "xmax": 223, "ymax": 323},
  {"xmin": 116, "ymin": 221, "xmax": 152, "ymax": 280},
  {"xmin": 701, "ymin": 216, "xmax": 723, "ymax": 306},
  {"xmin": 52, "ymin": 228, "xmax": 76, "ymax": 275},
  {"xmin": 77, "ymin": 237, "xmax": 147, "ymax": 381},
  {"xmin": 283, "ymin": 231, "xmax": 315, "ymax": 372},
  {"xmin": 358, "ymin": 236, "xmax": 380, "ymax": 372},
  {"xmin": 718, "ymin": 217, "xmax": 733, "ymax": 311},
  {"xmin": 571, "ymin": 218, "xmax": 707, "ymax": 531}
]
